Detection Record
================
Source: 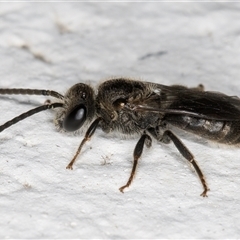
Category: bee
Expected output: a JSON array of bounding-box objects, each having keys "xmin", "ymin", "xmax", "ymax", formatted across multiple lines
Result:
[{"xmin": 1, "ymin": 78, "xmax": 240, "ymax": 197}]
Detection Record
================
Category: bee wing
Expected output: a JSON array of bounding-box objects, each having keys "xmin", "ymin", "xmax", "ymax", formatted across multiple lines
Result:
[{"xmin": 133, "ymin": 83, "xmax": 240, "ymax": 121}]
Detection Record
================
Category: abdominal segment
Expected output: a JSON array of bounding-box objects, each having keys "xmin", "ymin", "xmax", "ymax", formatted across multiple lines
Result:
[{"xmin": 164, "ymin": 114, "xmax": 240, "ymax": 145}]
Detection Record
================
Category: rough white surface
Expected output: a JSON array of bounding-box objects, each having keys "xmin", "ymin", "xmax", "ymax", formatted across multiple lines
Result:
[{"xmin": 1, "ymin": 2, "xmax": 240, "ymax": 239}]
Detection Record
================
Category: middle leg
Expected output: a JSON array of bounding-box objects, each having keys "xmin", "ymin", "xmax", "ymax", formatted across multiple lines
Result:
[{"xmin": 119, "ymin": 133, "xmax": 152, "ymax": 192}]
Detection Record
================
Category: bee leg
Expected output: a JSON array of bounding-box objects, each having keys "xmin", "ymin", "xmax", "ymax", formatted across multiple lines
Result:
[
  {"xmin": 162, "ymin": 130, "xmax": 209, "ymax": 197},
  {"xmin": 119, "ymin": 133, "xmax": 152, "ymax": 193},
  {"xmin": 66, "ymin": 117, "xmax": 102, "ymax": 170}
]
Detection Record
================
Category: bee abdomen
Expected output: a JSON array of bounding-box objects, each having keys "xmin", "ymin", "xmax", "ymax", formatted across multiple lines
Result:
[{"xmin": 165, "ymin": 115, "xmax": 240, "ymax": 145}]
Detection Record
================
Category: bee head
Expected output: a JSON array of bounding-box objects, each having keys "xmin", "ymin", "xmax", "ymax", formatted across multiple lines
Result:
[{"xmin": 55, "ymin": 83, "xmax": 96, "ymax": 132}]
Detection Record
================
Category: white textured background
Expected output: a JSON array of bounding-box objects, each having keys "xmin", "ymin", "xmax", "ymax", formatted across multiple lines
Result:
[{"xmin": 1, "ymin": 2, "xmax": 240, "ymax": 239}]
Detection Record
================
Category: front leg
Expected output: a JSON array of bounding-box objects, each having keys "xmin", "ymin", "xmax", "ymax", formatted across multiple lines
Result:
[
  {"xmin": 66, "ymin": 117, "xmax": 102, "ymax": 169},
  {"xmin": 119, "ymin": 133, "xmax": 152, "ymax": 192}
]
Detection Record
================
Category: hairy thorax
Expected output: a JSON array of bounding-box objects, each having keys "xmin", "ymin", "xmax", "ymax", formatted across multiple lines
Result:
[{"xmin": 95, "ymin": 78, "xmax": 162, "ymax": 135}]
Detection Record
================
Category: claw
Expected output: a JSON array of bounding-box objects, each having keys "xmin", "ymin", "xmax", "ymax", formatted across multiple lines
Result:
[
  {"xmin": 66, "ymin": 164, "xmax": 73, "ymax": 170},
  {"xmin": 200, "ymin": 188, "xmax": 210, "ymax": 197},
  {"xmin": 119, "ymin": 185, "xmax": 128, "ymax": 193}
]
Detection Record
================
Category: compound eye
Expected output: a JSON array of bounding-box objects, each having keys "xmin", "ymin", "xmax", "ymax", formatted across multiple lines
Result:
[{"xmin": 63, "ymin": 104, "xmax": 87, "ymax": 132}]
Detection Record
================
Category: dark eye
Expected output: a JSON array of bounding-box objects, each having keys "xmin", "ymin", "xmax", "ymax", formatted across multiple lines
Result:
[{"xmin": 63, "ymin": 104, "xmax": 87, "ymax": 132}]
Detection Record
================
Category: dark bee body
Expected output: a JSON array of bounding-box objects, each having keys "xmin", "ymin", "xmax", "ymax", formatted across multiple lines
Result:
[
  {"xmin": 1, "ymin": 78, "xmax": 240, "ymax": 197},
  {"xmin": 94, "ymin": 79, "xmax": 240, "ymax": 144}
]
